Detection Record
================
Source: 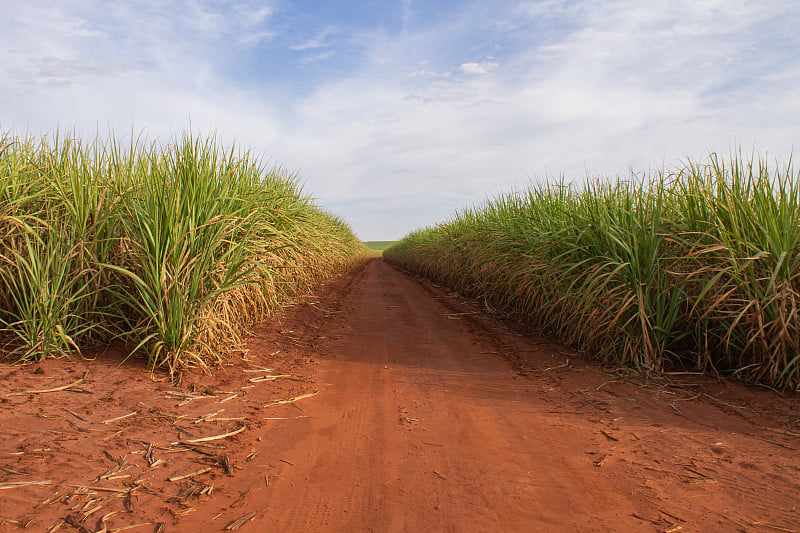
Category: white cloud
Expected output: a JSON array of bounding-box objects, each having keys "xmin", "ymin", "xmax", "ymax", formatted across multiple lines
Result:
[
  {"xmin": 1, "ymin": 0, "xmax": 798, "ymax": 241},
  {"xmin": 407, "ymin": 68, "xmax": 450, "ymax": 79},
  {"xmin": 460, "ymin": 60, "xmax": 498, "ymax": 75},
  {"xmin": 270, "ymin": 0, "xmax": 800, "ymax": 239},
  {"xmin": 245, "ymin": 6, "xmax": 273, "ymax": 28}
]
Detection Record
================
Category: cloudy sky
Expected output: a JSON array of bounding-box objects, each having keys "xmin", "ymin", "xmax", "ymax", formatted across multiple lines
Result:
[{"xmin": 2, "ymin": 1, "xmax": 799, "ymax": 240}]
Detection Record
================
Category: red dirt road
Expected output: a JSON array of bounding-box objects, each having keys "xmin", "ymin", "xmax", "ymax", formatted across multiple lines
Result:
[{"xmin": 2, "ymin": 258, "xmax": 799, "ymax": 532}]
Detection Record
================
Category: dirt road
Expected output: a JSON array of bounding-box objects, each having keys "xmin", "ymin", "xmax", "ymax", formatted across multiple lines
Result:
[
  {"xmin": 1, "ymin": 258, "xmax": 798, "ymax": 532},
  {"xmin": 186, "ymin": 259, "xmax": 800, "ymax": 532}
]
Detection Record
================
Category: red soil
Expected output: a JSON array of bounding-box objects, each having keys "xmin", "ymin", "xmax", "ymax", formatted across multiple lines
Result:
[{"xmin": 1, "ymin": 258, "xmax": 798, "ymax": 532}]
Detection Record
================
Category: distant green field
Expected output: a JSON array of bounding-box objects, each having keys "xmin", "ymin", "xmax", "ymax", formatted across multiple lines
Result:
[{"xmin": 363, "ymin": 241, "xmax": 396, "ymax": 253}]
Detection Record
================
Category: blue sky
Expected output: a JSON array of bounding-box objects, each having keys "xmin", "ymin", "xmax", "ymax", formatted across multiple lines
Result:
[{"xmin": 2, "ymin": 1, "xmax": 799, "ymax": 240}]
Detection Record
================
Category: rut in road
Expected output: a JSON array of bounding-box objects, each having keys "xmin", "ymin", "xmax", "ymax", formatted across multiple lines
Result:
[{"xmin": 182, "ymin": 258, "xmax": 799, "ymax": 533}]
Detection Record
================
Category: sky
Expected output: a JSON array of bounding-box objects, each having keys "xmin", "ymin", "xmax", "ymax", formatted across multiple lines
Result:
[{"xmin": 1, "ymin": 1, "xmax": 799, "ymax": 240}]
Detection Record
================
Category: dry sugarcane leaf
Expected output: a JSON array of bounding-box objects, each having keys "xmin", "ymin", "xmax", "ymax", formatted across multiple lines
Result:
[
  {"xmin": 167, "ymin": 482, "xmax": 203, "ymax": 503},
  {"xmin": 248, "ymin": 374, "xmax": 291, "ymax": 383},
  {"xmin": 173, "ymin": 426, "xmax": 246, "ymax": 445},
  {"xmin": 219, "ymin": 456, "xmax": 234, "ymax": 475},
  {"xmin": 0, "ymin": 466, "xmax": 28, "ymax": 475},
  {"xmin": 224, "ymin": 512, "xmax": 257, "ymax": 530},
  {"xmin": 168, "ymin": 467, "xmax": 212, "ymax": 482},
  {"xmin": 63, "ymin": 515, "xmax": 92, "ymax": 533},
  {"xmin": 108, "ymin": 523, "xmax": 153, "ymax": 532},
  {"xmin": 194, "ymin": 409, "xmax": 225, "ymax": 423},
  {"xmin": 0, "ymin": 480, "xmax": 51, "ymax": 489},
  {"xmin": 144, "ymin": 443, "xmax": 155, "ymax": 466},
  {"xmin": 61, "ymin": 408, "xmax": 88, "ymax": 421},
  {"xmin": 6, "ymin": 378, "xmax": 84, "ymax": 396},
  {"xmin": 47, "ymin": 520, "xmax": 65, "ymax": 533},
  {"xmin": 69, "ymin": 486, "xmax": 130, "ymax": 494},
  {"xmin": 263, "ymin": 391, "xmax": 319, "ymax": 407},
  {"xmin": 102, "ymin": 412, "xmax": 137, "ymax": 425},
  {"xmin": 600, "ymin": 430, "xmax": 619, "ymax": 441},
  {"xmin": 124, "ymin": 489, "xmax": 135, "ymax": 512}
]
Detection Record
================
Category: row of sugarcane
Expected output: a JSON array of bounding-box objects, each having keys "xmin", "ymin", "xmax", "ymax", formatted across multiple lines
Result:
[
  {"xmin": 385, "ymin": 153, "xmax": 800, "ymax": 390},
  {"xmin": 0, "ymin": 130, "xmax": 368, "ymax": 374}
]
